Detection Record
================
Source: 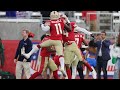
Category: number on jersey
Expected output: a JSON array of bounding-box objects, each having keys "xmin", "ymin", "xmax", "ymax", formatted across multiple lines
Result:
[
  {"xmin": 55, "ymin": 23, "xmax": 62, "ymax": 35},
  {"xmin": 63, "ymin": 30, "xmax": 69, "ymax": 37},
  {"xmin": 75, "ymin": 38, "xmax": 79, "ymax": 45}
]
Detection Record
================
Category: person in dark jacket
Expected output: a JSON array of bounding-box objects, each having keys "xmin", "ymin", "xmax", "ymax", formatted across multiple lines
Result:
[
  {"xmin": 95, "ymin": 31, "xmax": 111, "ymax": 79},
  {"xmin": 22, "ymin": 31, "xmax": 35, "ymax": 79},
  {"xmin": 14, "ymin": 29, "xmax": 32, "ymax": 79}
]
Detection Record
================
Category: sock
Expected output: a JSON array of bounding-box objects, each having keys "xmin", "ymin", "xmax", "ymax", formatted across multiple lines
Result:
[
  {"xmin": 53, "ymin": 55, "xmax": 60, "ymax": 67},
  {"xmin": 66, "ymin": 68, "xmax": 72, "ymax": 79},
  {"xmin": 72, "ymin": 66, "xmax": 77, "ymax": 79},
  {"xmin": 91, "ymin": 67, "xmax": 97, "ymax": 79},
  {"xmin": 53, "ymin": 70, "xmax": 59, "ymax": 79},
  {"xmin": 29, "ymin": 72, "xmax": 40, "ymax": 79},
  {"xmin": 59, "ymin": 56, "xmax": 65, "ymax": 70},
  {"xmin": 65, "ymin": 76, "xmax": 68, "ymax": 79},
  {"xmin": 83, "ymin": 61, "xmax": 93, "ymax": 72}
]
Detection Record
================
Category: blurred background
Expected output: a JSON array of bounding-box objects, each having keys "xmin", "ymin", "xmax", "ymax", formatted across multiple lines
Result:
[{"xmin": 0, "ymin": 11, "xmax": 119, "ymax": 41}]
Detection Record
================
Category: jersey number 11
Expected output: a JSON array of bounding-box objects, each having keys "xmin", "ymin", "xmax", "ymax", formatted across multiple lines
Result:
[{"xmin": 55, "ymin": 23, "xmax": 62, "ymax": 35}]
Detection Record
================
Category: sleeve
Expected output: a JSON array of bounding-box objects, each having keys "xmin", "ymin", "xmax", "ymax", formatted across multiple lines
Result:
[
  {"xmin": 14, "ymin": 41, "xmax": 21, "ymax": 59},
  {"xmin": 64, "ymin": 23, "xmax": 72, "ymax": 32},
  {"xmin": 27, "ymin": 39, "xmax": 33, "ymax": 53},
  {"xmin": 102, "ymin": 40, "xmax": 111, "ymax": 47},
  {"xmin": 74, "ymin": 26, "xmax": 92, "ymax": 35},
  {"xmin": 61, "ymin": 14, "xmax": 70, "ymax": 23},
  {"xmin": 41, "ymin": 24, "xmax": 50, "ymax": 32},
  {"xmin": 66, "ymin": 17, "xmax": 70, "ymax": 23}
]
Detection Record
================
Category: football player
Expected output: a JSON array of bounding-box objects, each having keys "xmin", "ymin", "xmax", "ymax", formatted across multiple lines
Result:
[
  {"xmin": 61, "ymin": 19, "xmax": 94, "ymax": 79},
  {"xmin": 23, "ymin": 11, "xmax": 72, "ymax": 77},
  {"xmin": 63, "ymin": 20, "xmax": 96, "ymax": 79},
  {"xmin": 29, "ymin": 34, "xmax": 59, "ymax": 79},
  {"xmin": 72, "ymin": 29, "xmax": 96, "ymax": 79},
  {"xmin": 71, "ymin": 30, "xmax": 88, "ymax": 79}
]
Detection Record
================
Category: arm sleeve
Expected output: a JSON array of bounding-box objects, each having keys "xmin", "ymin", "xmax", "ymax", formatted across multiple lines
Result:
[
  {"xmin": 74, "ymin": 26, "xmax": 92, "ymax": 35},
  {"xmin": 102, "ymin": 40, "xmax": 111, "ymax": 47},
  {"xmin": 14, "ymin": 41, "xmax": 21, "ymax": 59},
  {"xmin": 41, "ymin": 24, "xmax": 50, "ymax": 32},
  {"xmin": 28, "ymin": 40, "xmax": 33, "ymax": 53},
  {"xmin": 66, "ymin": 17, "xmax": 70, "ymax": 23},
  {"xmin": 64, "ymin": 23, "xmax": 72, "ymax": 32},
  {"xmin": 62, "ymin": 14, "xmax": 70, "ymax": 23}
]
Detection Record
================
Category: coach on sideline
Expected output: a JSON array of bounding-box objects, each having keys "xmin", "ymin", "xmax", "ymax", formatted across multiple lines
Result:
[
  {"xmin": 95, "ymin": 31, "xmax": 111, "ymax": 79},
  {"xmin": 14, "ymin": 29, "xmax": 32, "ymax": 79}
]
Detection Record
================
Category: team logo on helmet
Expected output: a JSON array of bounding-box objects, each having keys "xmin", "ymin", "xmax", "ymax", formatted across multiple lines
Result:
[{"xmin": 50, "ymin": 11, "xmax": 60, "ymax": 20}]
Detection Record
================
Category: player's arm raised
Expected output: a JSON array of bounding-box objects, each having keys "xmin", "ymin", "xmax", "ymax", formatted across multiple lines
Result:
[
  {"xmin": 61, "ymin": 14, "xmax": 72, "ymax": 32},
  {"xmin": 74, "ymin": 24, "xmax": 92, "ymax": 35},
  {"xmin": 64, "ymin": 23, "xmax": 72, "ymax": 32}
]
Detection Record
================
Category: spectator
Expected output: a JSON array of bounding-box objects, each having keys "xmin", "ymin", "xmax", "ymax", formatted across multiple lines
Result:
[
  {"xmin": 95, "ymin": 31, "xmax": 111, "ymax": 79},
  {"xmin": 0, "ymin": 37, "xmax": 5, "ymax": 70},
  {"xmin": 112, "ymin": 32, "xmax": 120, "ymax": 79},
  {"xmin": 14, "ymin": 29, "xmax": 32, "ymax": 79},
  {"xmin": 22, "ymin": 31, "xmax": 35, "ymax": 79}
]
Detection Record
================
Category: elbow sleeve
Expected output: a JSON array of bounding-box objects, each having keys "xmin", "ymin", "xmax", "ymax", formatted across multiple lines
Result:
[
  {"xmin": 75, "ymin": 27, "xmax": 92, "ymax": 35},
  {"xmin": 66, "ymin": 18, "xmax": 70, "ymax": 23},
  {"xmin": 41, "ymin": 24, "xmax": 50, "ymax": 32}
]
